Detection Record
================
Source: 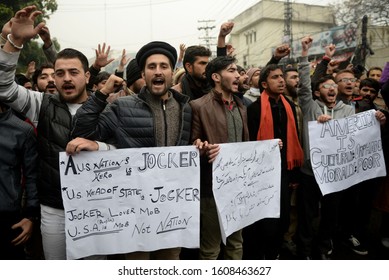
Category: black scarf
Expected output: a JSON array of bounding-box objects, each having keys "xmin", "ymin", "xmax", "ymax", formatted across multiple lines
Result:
[{"xmin": 181, "ymin": 74, "xmax": 211, "ymax": 101}]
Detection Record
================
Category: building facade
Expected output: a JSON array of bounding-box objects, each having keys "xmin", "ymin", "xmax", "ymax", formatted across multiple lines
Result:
[
  {"xmin": 365, "ymin": 26, "xmax": 389, "ymax": 69},
  {"xmin": 229, "ymin": 0, "xmax": 335, "ymax": 68}
]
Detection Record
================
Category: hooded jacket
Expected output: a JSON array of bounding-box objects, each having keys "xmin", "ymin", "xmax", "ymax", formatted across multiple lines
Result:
[{"xmin": 297, "ymin": 56, "xmax": 355, "ymax": 175}]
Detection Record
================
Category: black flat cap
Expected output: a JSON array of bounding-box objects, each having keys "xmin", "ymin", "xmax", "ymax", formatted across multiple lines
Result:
[{"xmin": 136, "ymin": 41, "xmax": 177, "ymax": 70}]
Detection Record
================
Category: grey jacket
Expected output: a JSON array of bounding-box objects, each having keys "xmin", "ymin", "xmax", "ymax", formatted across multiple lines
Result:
[
  {"xmin": 0, "ymin": 108, "xmax": 39, "ymax": 216},
  {"xmin": 297, "ymin": 56, "xmax": 355, "ymax": 175}
]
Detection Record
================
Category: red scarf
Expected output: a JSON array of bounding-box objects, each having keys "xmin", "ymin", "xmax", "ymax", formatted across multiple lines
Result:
[{"xmin": 257, "ymin": 91, "xmax": 304, "ymax": 170}]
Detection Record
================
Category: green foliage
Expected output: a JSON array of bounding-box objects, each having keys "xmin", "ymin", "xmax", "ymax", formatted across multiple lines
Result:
[
  {"xmin": 17, "ymin": 40, "xmax": 54, "ymax": 73},
  {"xmin": 0, "ymin": 0, "xmax": 58, "ymax": 27},
  {"xmin": 0, "ymin": 1, "xmax": 59, "ymax": 73},
  {"xmin": 0, "ymin": 4, "xmax": 13, "ymax": 27}
]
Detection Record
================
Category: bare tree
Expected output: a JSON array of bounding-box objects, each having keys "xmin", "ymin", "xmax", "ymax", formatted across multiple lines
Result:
[{"xmin": 331, "ymin": 0, "xmax": 389, "ymax": 26}]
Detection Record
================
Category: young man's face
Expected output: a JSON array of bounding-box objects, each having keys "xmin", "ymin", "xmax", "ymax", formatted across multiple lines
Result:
[
  {"xmin": 359, "ymin": 86, "xmax": 378, "ymax": 104},
  {"xmin": 368, "ymin": 69, "xmax": 382, "ymax": 82},
  {"xmin": 142, "ymin": 54, "xmax": 173, "ymax": 99},
  {"xmin": 54, "ymin": 58, "xmax": 90, "ymax": 103},
  {"xmin": 37, "ymin": 67, "xmax": 57, "ymax": 94},
  {"xmin": 262, "ymin": 69, "xmax": 285, "ymax": 96},
  {"xmin": 186, "ymin": 56, "xmax": 209, "ymax": 82},
  {"xmin": 238, "ymin": 70, "xmax": 249, "ymax": 92},
  {"xmin": 217, "ymin": 63, "xmax": 240, "ymax": 94},
  {"xmin": 335, "ymin": 72, "xmax": 356, "ymax": 98},
  {"xmin": 315, "ymin": 79, "xmax": 338, "ymax": 107}
]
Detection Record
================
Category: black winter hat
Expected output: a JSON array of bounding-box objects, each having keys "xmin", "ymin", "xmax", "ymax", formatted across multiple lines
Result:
[
  {"xmin": 136, "ymin": 41, "xmax": 177, "ymax": 70},
  {"xmin": 126, "ymin": 59, "xmax": 142, "ymax": 86}
]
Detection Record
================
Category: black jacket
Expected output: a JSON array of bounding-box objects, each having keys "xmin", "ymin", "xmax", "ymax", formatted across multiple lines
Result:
[
  {"xmin": 37, "ymin": 94, "xmax": 73, "ymax": 209},
  {"xmin": 72, "ymin": 87, "xmax": 192, "ymax": 148}
]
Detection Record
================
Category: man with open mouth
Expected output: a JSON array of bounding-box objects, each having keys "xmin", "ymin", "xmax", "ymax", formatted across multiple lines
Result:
[
  {"xmin": 32, "ymin": 63, "xmax": 57, "ymax": 94},
  {"xmin": 190, "ymin": 55, "xmax": 249, "ymax": 260},
  {"xmin": 71, "ymin": 40, "xmax": 193, "ymax": 260}
]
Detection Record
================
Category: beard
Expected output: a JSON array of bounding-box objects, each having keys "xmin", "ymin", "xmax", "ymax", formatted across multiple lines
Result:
[
  {"xmin": 192, "ymin": 72, "xmax": 207, "ymax": 84},
  {"xmin": 59, "ymin": 89, "xmax": 87, "ymax": 103},
  {"xmin": 286, "ymin": 84, "xmax": 297, "ymax": 97},
  {"xmin": 221, "ymin": 79, "xmax": 238, "ymax": 94}
]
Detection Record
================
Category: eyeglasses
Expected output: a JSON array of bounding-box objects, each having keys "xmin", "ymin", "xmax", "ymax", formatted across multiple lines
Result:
[
  {"xmin": 337, "ymin": 78, "xmax": 357, "ymax": 83},
  {"xmin": 321, "ymin": 84, "xmax": 338, "ymax": 89},
  {"xmin": 361, "ymin": 88, "xmax": 377, "ymax": 94}
]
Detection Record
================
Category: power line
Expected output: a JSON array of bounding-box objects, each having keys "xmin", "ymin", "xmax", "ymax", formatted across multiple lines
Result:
[{"xmin": 198, "ymin": 20, "xmax": 216, "ymax": 51}]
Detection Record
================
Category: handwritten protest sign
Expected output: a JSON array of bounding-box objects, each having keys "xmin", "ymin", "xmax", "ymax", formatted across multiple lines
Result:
[
  {"xmin": 309, "ymin": 109, "xmax": 386, "ymax": 195},
  {"xmin": 212, "ymin": 140, "xmax": 281, "ymax": 243},
  {"xmin": 59, "ymin": 146, "xmax": 200, "ymax": 259}
]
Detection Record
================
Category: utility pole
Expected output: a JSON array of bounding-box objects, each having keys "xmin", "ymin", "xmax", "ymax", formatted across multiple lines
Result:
[
  {"xmin": 352, "ymin": 15, "xmax": 374, "ymax": 68},
  {"xmin": 198, "ymin": 20, "xmax": 216, "ymax": 54},
  {"xmin": 283, "ymin": 0, "xmax": 293, "ymax": 60}
]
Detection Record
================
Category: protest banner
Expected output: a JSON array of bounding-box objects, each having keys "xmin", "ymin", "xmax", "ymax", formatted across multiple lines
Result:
[
  {"xmin": 309, "ymin": 109, "xmax": 386, "ymax": 195},
  {"xmin": 59, "ymin": 146, "xmax": 200, "ymax": 259},
  {"xmin": 212, "ymin": 140, "xmax": 281, "ymax": 243}
]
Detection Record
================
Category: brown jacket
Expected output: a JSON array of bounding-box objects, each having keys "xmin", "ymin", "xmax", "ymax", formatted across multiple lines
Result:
[{"xmin": 190, "ymin": 89, "xmax": 249, "ymax": 197}]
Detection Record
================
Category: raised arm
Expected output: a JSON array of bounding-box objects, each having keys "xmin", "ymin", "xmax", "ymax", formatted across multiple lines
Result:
[
  {"xmin": 115, "ymin": 49, "xmax": 130, "ymax": 79},
  {"xmin": 266, "ymin": 44, "xmax": 290, "ymax": 66},
  {"xmin": 39, "ymin": 26, "xmax": 57, "ymax": 63},
  {"xmin": 24, "ymin": 61, "xmax": 36, "ymax": 80},
  {"xmin": 311, "ymin": 43, "xmax": 336, "ymax": 86},
  {"xmin": 88, "ymin": 43, "xmax": 115, "ymax": 90},
  {"xmin": 0, "ymin": 20, "xmax": 11, "ymax": 46},
  {"xmin": 175, "ymin": 43, "xmax": 186, "ymax": 69},
  {"xmin": 3, "ymin": 6, "xmax": 45, "ymax": 53},
  {"xmin": 0, "ymin": 6, "xmax": 45, "ymax": 125},
  {"xmin": 297, "ymin": 36, "xmax": 316, "ymax": 112},
  {"xmin": 217, "ymin": 22, "xmax": 234, "ymax": 57},
  {"xmin": 72, "ymin": 74, "xmax": 124, "ymax": 141}
]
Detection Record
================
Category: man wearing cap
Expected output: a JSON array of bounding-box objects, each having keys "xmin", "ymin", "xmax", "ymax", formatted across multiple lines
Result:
[
  {"xmin": 70, "ymin": 41, "xmax": 192, "ymax": 260},
  {"xmin": 125, "ymin": 58, "xmax": 145, "ymax": 95},
  {"xmin": 105, "ymin": 59, "xmax": 145, "ymax": 103},
  {"xmin": 244, "ymin": 67, "xmax": 261, "ymax": 102}
]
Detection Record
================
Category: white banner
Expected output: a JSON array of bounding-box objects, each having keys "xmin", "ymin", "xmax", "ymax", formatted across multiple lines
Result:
[
  {"xmin": 59, "ymin": 146, "xmax": 200, "ymax": 259},
  {"xmin": 309, "ymin": 110, "xmax": 386, "ymax": 195},
  {"xmin": 212, "ymin": 140, "xmax": 281, "ymax": 243}
]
